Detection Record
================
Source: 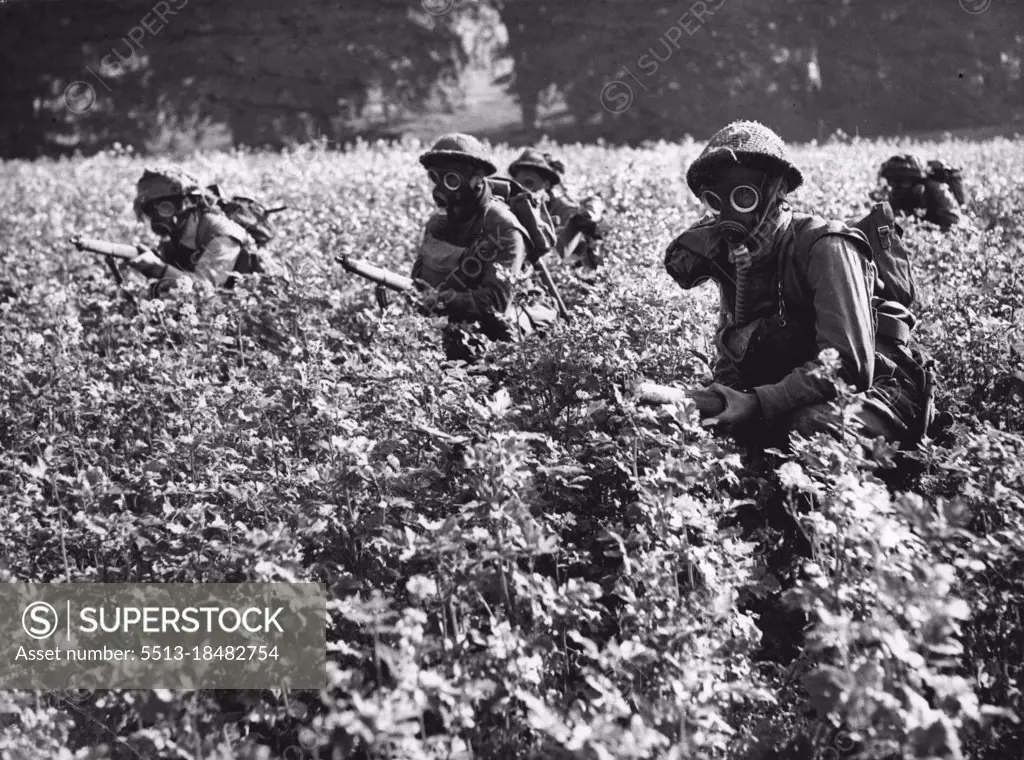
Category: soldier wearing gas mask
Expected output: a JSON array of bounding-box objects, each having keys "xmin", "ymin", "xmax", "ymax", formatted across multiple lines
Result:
[
  {"xmin": 129, "ymin": 167, "xmax": 254, "ymax": 295},
  {"xmin": 411, "ymin": 133, "xmax": 555, "ymax": 361},
  {"xmin": 877, "ymin": 154, "xmax": 964, "ymax": 231},
  {"xmin": 508, "ymin": 148, "xmax": 607, "ymax": 270},
  {"xmin": 665, "ymin": 121, "xmax": 930, "ymax": 447}
]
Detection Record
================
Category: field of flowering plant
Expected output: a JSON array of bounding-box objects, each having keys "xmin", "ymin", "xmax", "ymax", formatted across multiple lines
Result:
[{"xmin": 0, "ymin": 135, "xmax": 1022, "ymax": 759}]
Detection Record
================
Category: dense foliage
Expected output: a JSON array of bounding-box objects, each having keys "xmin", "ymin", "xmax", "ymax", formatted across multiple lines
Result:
[{"xmin": 0, "ymin": 137, "xmax": 1022, "ymax": 759}]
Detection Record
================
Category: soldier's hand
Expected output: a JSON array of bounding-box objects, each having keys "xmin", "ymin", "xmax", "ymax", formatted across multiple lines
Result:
[
  {"xmin": 128, "ymin": 250, "xmax": 169, "ymax": 280},
  {"xmin": 572, "ymin": 212, "xmax": 604, "ymax": 240},
  {"xmin": 410, "ymin": 278, "xmax": 447, "ymax": 316},
  {"xmin": 702, "ymin": 383, "xmax": 762, "ymax": 431}
]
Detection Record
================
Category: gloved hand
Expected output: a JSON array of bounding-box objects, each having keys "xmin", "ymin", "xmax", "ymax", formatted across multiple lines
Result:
[
  {"xmin": 572, "ymin": 212, "xmax": 605, "ymax": 240},
  {"xmin": 411, "ymin": 278, "xmax": 450, "ymax": 317},
  {"xmin": 128, "ymin": 250, "xmax": 171, "ymax": 280}
]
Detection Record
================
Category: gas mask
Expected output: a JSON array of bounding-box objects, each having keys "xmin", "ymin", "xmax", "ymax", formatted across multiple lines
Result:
[
  {"xmin": 427, "ymin": 167, "xmax": 486, "ymax": 221},
  {"xmin": 511, "ymin": 168, "xmax": 551, "ymax": 196},
  {"xmin": 137, "ymin": 196, "xmax": 185, "ymax": 237},
  {"xmin": 888, "ymin": 180, "xmax": 926, "ymax": 208},
  {"xmin": 699, "ymin": 173, "xmax": 783, "ymax": 252}
]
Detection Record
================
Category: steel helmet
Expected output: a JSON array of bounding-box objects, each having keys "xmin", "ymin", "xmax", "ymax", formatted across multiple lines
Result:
[
  {"xmin": 686, "ymin": 120, "xmax": 804, "ymax": 196},
  {"xmin": 419, "ymin": 133, "xmax": 497, "ymax": 175}
]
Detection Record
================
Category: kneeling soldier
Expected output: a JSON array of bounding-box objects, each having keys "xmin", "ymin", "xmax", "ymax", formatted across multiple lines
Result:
[
  {"xmin": 665, "ymin": 121, "xmax": 933, "ymax": 447},
  {"xmin": 413, "ymin": 134, "xmax": 555, "ymax": 361},
  {"xmin": 877, "ymin": 154, "xmax": 964, "ymax": 231},
  {"xmin": 508, "ymin": 148, "xmax": 606, "ymax": 270}
]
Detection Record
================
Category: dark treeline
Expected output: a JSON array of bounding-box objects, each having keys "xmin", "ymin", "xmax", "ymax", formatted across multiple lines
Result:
[
  {"xmin": 501, "ymin": 0, "xmax": 1024, "ymax": 142},
  {"xmin": 0, "ymin": 0, "xmax": 467, "ymax": 158},
  {"xmin": 1, "ymin": 0, "xmax": 1021, "ymax": 158}
]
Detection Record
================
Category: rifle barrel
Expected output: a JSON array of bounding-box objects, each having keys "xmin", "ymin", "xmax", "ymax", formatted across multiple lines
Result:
[
  {"xmin": 336, "ymin": 255, "xmax": 414, "ymax": 292},
  {"xmin": 71, "ymin": 236, "xmax": 140, "ymax": 260},
  {"xmin": 557, "ymin": 230, "xmax": 584, "ymax": 261}
]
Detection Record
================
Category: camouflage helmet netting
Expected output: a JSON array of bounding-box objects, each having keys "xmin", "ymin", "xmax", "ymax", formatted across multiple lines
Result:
[
  {"xmin": 134, "ymin": 167, "xmax": 202, "ymax": 219},
  {"xmin": 419, "ymin": 133, "xmax": 497, "ymax": 175},
  {"xmin": 136, "ymin": 167, "xmax": 201, "ymax": 203},
  {"xmin": 881, "ymin": 154, "xmax": 928, "ymax": 182},
  {"xmin": 686, "ymin": 120, "xmax": 804, "ymax": 196}
]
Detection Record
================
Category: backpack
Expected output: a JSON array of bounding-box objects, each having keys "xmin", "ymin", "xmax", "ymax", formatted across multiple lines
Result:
[
  {"xmin": 204, "ymin": 184, "xmax": 285, "ymax": 250},
  {"xmin": 486, "ymin": 177, "xmax": 558, "ymax": 260},
  {"xmin": 926, "ymin": 160, "xmax": 967, "ymax": 206},
  {"xmin": 847, "ymin": 201, "xmax": 916, "ymax": 310}
]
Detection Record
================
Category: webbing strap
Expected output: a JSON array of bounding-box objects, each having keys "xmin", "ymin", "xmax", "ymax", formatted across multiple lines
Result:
[
  {"xmin": 877, "ymin": 223, "xmax": 892, "ymax": 251},
  {"xmin": 877, "ymin": 311, "xmax": 911, "ymax": 345}
]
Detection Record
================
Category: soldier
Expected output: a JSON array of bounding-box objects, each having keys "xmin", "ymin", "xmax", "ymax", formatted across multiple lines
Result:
[
  {"xmin": 877, "ymin": 154, "xmax": 964, "ymax": 231},
  {"xmin": 128, "ymin": 167, "xmax": 257, "ymax": 295},
  {"xmin": 665, "ymin": 121, "xmax": 933, "ymax": 448},
  {"xmin": 508, "ymin": 148, "xmax": 606, "ymax": 270},
  {"xmin": 413, "ymin": 134, "xmax": 556, "ymax": 361}
]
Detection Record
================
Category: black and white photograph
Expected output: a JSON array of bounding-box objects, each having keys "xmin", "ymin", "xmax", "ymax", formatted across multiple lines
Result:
[{"xmin": 0, "ymin": 0, "xmax": 1022, "ymax": 757}]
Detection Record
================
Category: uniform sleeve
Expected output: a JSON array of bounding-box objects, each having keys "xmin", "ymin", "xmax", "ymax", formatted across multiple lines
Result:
[
  {"xmin": 411, "ymin": 224, "xmax": 429, "ymax": 280},
  {"xmin": 753, "ymin": 236, "xmax": 876, "ymax": 422},
  {"xmin": 412, "ymin": 212, "xmax": 451, "ymax": 279},
  {"xmin": 548, "ymin": 195, "xmax": 581, "ymax": 228},
  {"xmin": 188, "ymin": 235, "xmax": 244, "ymax": 288},
  {"xmin": 711, "ymin": 295, "xmax": 744, "ymax": 388},
  {"xmin": 442, "ymin": 226, "xmax": 530, "ymax": 322},
  {"xmin": 926, "ymin": 181, "xmax": 964, "ymax": 229}
]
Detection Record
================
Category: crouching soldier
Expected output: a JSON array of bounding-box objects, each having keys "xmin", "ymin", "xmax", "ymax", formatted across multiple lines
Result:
[
  {"xmin": 877, "ymin": 154, "xmax": 964, "ymax": 231},
  {"xmin": 128, "ymin": 167, "xmax": 256, "ymax": 296},
  {"xmin": 508, "ymin": 148, "xmax": 606, "ymax": 270},
  {"xmin": 413, "ymin": 134, "xmax": 556, "ymax": 361},
  {"xmin": 665, "ymin": 121, "xmax": 933, "ymax": 448}
]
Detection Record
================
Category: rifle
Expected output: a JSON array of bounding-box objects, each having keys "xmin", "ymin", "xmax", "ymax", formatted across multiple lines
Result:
[
  {"xmin": 335, "ymin": 254, "xmax": 414, "ymax": 292},
  {"xmin": 338, "ymin": 253, "xmax": 573, "ymax": 325},
  {"xmin": 70, "ymin": 235, "xmax": 148, "ymax": 260},
  {"xmin": 634, "ymin": 381, "xmax": 726, "ymax": 419},
  {"xmin": 70, "ymin": 235, "xmax": 147, "ymax": 305},
  {"xmin": 533, "ymin": 258, "xmax": 571, "ymax": 323}
]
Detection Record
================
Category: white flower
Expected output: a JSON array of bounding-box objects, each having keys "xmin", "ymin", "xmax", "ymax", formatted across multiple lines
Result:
[{"xmin": 406, "ymin": 575, "xmax": 438, "ymax": 599}]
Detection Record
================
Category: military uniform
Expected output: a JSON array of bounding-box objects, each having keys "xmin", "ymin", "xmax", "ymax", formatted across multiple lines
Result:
[
  {"xmin": 667, "ymin": 121, "xmax": 930, "ymax": 446},
  {"xmin": 155, "ymin": 211, "xmax": 254, "ymax": 290},
  {"xmin": 508, "ymin": 149, "xmax": 605, "ymax": 269},
  {"xmin": 880, "ymin": 154, "xmax": 964, "ymax": 231},
  {"xmin": 133, "ymin": 168, "xmax": 258, "ymax": 295},
  {"xmin": 415, "ymin": 135, "xmax": 555, "ymax": 360}
]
